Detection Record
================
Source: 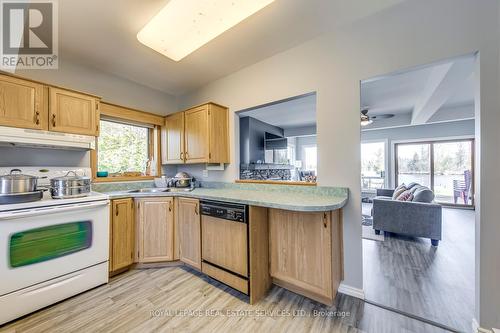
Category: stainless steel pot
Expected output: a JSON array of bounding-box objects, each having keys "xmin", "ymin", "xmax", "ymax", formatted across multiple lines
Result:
[
  {"xmin": 173, "ymin": 172, "xmax": 192, "ymax": 188},
  {"xmin": 50, "ymin": 171, "xmax": 91, "ymax": 199},
  {"xmin": 0, "ymin": 169, "xmax": 38, "ymax": 194}
]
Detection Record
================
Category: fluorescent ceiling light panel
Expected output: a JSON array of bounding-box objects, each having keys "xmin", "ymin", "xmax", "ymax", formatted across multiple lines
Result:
[{"xmin": 137, "ymin": 0, "xmax": 275, "ymax": 61}]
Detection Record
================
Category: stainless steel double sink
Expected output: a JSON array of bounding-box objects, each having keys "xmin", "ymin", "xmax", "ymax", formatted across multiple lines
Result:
[{"xmin": 127, "ymin": 187, "xmax": 194, "ymax": 193}]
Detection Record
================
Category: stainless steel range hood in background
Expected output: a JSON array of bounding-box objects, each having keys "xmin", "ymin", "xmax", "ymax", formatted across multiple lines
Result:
[{"xmin": 0, "ymin": 126, "xmax": 95, "ymax": 150}]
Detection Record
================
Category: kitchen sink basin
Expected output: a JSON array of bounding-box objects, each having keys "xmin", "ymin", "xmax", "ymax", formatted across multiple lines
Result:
[
  {"xmin": 127, "ymin": 187, "xmax": 194, "ymax": 193},
  {"xmin": 127, "ymin": 188, "xmax": 170, "ymax": 193}
]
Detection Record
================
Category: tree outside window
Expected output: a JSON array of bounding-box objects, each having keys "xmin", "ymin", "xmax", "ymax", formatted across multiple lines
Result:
[{"xmin": 97, "ymin": 120, "xmax": 150, "ymax": 174}]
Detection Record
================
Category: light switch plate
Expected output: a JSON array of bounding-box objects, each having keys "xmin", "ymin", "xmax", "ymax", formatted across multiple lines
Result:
[{"xmin": 202, "ymin": 169, "xmax": 209, "ymax": 178}]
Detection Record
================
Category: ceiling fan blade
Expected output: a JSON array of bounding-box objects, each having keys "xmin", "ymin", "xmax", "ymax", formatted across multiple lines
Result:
[{"xmin": 372, "ymin": 114, "xmax": 394, "ymax": 120}]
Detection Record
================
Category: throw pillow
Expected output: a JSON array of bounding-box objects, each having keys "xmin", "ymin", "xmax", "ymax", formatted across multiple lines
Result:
[
  {"xmin": 392, "ymin": 184, "xmax": 406, "ymax": 200},
  {"xmin": 397, "ymin": 190, "xmax": 414, "ymax": 201},
  {"xmin": 412, "ymin": 187, "xmax": 435, "ymax": 203}
]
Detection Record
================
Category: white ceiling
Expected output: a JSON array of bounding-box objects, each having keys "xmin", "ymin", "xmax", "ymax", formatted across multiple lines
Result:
[
  {"xmin": 58, "ymin": 0, "xmax": 404, "ymax": 95},
  {"xmin": 360, "ymin": 54, "xmax": 475, "ymax": 125},
  {"xmin": 237, "ymin": 93, "xmax": 316, "ymax": 129}
]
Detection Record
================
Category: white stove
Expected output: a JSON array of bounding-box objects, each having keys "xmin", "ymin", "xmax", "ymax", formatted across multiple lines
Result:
[
  {"xmin": 0, "ymin": 167, "xmax": 110, "ymax": 325},
  {"xmin": 0, "ymin": 190, "xmax": 108, "ymax": 212}
]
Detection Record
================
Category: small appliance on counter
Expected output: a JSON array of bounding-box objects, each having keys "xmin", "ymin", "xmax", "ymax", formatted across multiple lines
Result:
[{"xmin": 172, "ymin": 172, "xmax": 194, "ymax": 188}]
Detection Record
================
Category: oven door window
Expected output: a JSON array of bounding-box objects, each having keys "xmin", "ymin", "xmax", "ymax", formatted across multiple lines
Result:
[{"xmin": 9, "ymin": 221, "xmax": 93, "ymax": 268}]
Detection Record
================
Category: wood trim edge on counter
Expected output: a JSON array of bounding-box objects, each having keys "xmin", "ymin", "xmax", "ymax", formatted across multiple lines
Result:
[{"xmin": 236, "ymin": 179, "xmax": 317, "ymax": 186}]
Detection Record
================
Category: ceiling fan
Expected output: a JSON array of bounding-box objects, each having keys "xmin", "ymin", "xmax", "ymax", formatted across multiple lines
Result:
[{"xmin": 360, "ymin": 108, "xmax": 394, "ymax": 127}]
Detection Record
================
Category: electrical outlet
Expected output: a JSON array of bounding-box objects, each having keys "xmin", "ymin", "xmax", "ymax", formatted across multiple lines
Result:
[{"xmin": 202, "ymin": 169, "xmax": 209, "ymax": 178}]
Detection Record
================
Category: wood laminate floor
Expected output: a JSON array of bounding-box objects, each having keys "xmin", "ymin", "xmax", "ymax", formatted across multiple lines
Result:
[
  {"xmin": 363, "ymin": 204, "xmax": 474, "ymax": 333},
  {"xmin": 1, "ymin": 266, "xmax": 451, "ymax": 333}
]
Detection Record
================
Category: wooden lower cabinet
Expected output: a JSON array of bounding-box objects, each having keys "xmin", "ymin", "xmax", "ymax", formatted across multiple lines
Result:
[
  {"xmin": 176, "ymin": 197, "xmax": 201, "ymax": 270},
  {"xmin": 269, "ymin": 208, "xmax": 342, "ymax": 305},
  {"xmin": 136, "ymin": 197, "xmax": 175, "ymax": 263},
  {"xmin": 109, "ymin": 198, "xmax": 135, "ymax": 273}
]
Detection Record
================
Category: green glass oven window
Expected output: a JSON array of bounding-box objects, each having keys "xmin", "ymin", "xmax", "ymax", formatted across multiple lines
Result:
[{"xmin": 9, "ymin": 221, "xmax": 92, "ymax": 268}]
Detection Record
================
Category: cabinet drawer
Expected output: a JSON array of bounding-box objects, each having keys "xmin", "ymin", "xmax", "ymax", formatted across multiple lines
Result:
[{"xmin": 201, "ymin": 262, "xmax": 248, "ymax": 295}]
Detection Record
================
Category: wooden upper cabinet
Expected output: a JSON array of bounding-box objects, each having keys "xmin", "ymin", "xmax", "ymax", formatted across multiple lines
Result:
[
  {"xmin": 184, "ymin": 105, "xmax": 209, "ymax": 163},
  {"xmin": 177, "ymin": 197, "xmax": 201, "ymax": 270},
  {"xmin": 163, "ymin": 102, "xmax": 229, "ymax": 165},
  {"xmin": 110, "ymin": 198, "xmax": 135, "ymax": 272},
  {"xmin": 136, "ymin": 198, "xmax": 174, "ymax": 263},
  {"xmin": 0, "ymin": 75, "xmax": 46, "ymax": 130},
  {"xmin": 49, "ymin": 87, "xmax": 100, "ymax": 136},
  {"xmin": 163, "ymin": 112, "xmax": 185, "ymax": 164}
]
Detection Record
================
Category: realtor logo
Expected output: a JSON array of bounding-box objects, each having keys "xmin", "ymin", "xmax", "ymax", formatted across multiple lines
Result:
[{"xmin": 1, "ymin": 0, "xmax": 58, "ymax": 70}]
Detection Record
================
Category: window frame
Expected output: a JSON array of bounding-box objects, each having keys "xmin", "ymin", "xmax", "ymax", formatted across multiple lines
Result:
[
  {"xmin": 394, "ymin": 138, "xmax": 475, "ymax": 208},
  {"xmin": 91, "ymin": 102, "xmax": 164, "ymax": 183}
]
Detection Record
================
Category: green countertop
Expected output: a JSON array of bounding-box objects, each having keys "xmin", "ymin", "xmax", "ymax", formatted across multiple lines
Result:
[{"xmin": 96, "ymin": 182, "xmax": 348, "ymax": 212}]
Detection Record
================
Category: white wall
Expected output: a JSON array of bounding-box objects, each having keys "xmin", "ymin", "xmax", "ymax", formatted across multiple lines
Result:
[
  {"xmin": 15, "ymin": 59, "xmax": 177, "ymax": 115},
  {"xmin": 362, "ymin": 119, "xmax": 475, "ymax": 188},
  {"xmin": 178, "ymin": 0, "xmax": 500, "ymax": 329}
]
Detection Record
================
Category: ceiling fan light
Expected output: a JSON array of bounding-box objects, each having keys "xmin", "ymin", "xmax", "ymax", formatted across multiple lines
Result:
[{"xmin": 360, "ymin": 118, "xmax": 373, "ymax": 127}]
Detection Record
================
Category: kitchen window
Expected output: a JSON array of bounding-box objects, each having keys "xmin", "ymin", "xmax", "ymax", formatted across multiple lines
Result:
[{"xmin": 92, "ymin": 117, "xmax": 161, "ymax": 182}]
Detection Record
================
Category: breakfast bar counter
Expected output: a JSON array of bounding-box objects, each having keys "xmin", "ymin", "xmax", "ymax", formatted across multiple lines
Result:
[{"xmin": 96, "ymin": 182, "xmax": 349, "ymax": 212}]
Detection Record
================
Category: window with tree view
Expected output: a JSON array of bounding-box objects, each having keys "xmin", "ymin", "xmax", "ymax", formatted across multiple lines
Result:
[
  {"xmin": 361, "ymin": 142, "xmax": 386, "ymax": 190},
  {"xmin": 97, "ymin": 120, "xmax": 150, "ymax": 175}
]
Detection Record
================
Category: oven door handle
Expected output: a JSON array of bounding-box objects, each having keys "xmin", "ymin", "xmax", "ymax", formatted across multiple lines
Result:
[{"xmin": 0, "ymin": 200, "xmax": 110, "ymax": 220}]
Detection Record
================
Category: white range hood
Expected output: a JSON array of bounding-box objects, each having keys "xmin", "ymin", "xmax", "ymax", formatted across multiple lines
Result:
[{"xmin": 0, "ymin": 126, "xmax": 95, "ymax": 150}]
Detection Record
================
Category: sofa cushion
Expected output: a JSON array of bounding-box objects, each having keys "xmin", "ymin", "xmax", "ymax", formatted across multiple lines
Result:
[
  {"xmin": 392, "ymin": 184, "xmax": 407, "ymax": 200},
  {"xmin": 413, "ymin": 187, "xmax": 435, "ymax": 203},
  {"xmin": 407, "ymin": 182, "xmax": 420, "ymax": 190},
  {"xmin": 409, "ymin": 185, "xmax": 421, "ymax": 194},
  {"xmin": 396, "ymin": 190, "xmax": 414, "ymax": 201}
]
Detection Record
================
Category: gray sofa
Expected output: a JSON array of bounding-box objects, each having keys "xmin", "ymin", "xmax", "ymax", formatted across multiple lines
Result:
[{"xmin": 372, "ymin": 187, "xmax": 442, "ymax": 246}]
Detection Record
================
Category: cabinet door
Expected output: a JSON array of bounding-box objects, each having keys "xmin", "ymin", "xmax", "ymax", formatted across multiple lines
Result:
[
  {"xmin": 184, "ymin": 106, "xmax": 209, "ymax": 163},
  {"xmin": 177, "ymin": 198, "xmax": 201, "ymax": 269},
  {"xmin": 0, "ymin": 75, "xmax": 45, "ymax": 130},
  {"xmin": 163, "ymin": 112, "xmax": 185, "ymax": 164},
  {"xmin": 269, "ymin": 209, "xmax": 333, "ymax": 301},
  {"xmin": 110, "ymin": 198, "xmax": 134, "ymax": 272},
  {"xmin": 137, "ymin": 198, "xmax": 174, "ymax": 263},
  {"xmin": 49, "ymin": 87, "xmax": 99, "ymax": 136},
  {"xmin": 207, "ymin": 104, "xmax": 229, "ymax": 163}
]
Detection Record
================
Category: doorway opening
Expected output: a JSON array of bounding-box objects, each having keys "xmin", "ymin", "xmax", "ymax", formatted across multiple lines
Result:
[{"xmin": 360, "ymin": 53, "xmax": 477, "ymax": 332}]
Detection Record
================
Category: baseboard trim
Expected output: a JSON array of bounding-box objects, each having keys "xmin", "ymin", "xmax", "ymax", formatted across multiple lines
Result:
[
  {"xmin": 338, "ymin": 283, "xmax": 365, "ymax": 299},
  {"xmin": 472, "ymin": 318, "xmax": 494, "ymax": 333}
]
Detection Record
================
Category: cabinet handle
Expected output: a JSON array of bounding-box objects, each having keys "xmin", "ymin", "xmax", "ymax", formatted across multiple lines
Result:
[
  {"xmin": 180, "ymin": 152, "xmax": 184, "ymax": 160},
  {"xmin": 51, "ymin": 114, "xmax": 56, "ymax": 127},
  {"xmin": 323, "ymin": 212, "xmax": 327, "ymax": 228},
  {"xmin": 34, "ymin": 110, "xmax": 40, "ymax": 125},
  {"xmin": 116, "ymin": 205, "xmax": 119, "ymax": 216},
  {"xmin": 185, "ymin": 152, "xmax": 189, "ymax": 159},
  {"xmin": 195, "ymin": 203, "xmax": 199, "ymax": 215},
  {"xmin": 169, "ymin": 201, "xmax": 172, "ymax": 212}
]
